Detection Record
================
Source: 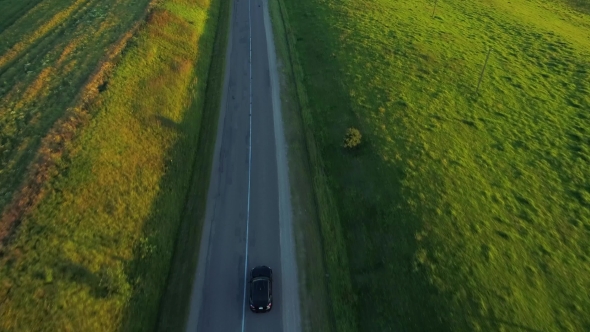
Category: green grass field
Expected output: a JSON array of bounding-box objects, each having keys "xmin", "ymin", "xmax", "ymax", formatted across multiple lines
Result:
[
  {"xmin": 281, "ymin": 0, "xmax": 590, "ymax": 331},
  {"xmin": 0, "ymin": 0, "xmax": 153, "ymax": 222},
  {"xmin": 0, "ymin": 0, "xmax": 222, "ymax": 330}
]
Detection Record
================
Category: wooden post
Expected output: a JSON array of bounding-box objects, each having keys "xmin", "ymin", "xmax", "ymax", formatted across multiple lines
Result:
[
  {"xmin": 476, "ymin": 47, "xmax": 492, "ymax": 96},
  {"xmin": 432, "ymin": 0, "xmax": 438, "ymax": 18}
]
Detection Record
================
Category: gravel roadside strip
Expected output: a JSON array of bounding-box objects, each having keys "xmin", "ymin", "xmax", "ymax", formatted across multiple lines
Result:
[{"xmin": 263, "ymin": 0, "xmax": 302, "ymax": 330}]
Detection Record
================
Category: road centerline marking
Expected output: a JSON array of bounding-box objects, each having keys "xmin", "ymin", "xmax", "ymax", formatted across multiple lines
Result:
[{"xmin": 240, "ymin": 0, "xmax": 253, "ymax": 330}]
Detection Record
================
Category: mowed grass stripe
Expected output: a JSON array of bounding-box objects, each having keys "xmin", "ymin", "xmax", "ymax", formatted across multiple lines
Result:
[
  {"xmin": 0, "ymin": 0, "xmax": 72, "ymax": 52},
  {"xmin": 0, "ymin": 5, "xmax": 150, "ymax": 245},
  {"xmin": 0, "ymin": 0, "xmax": 152, "ymax": 231},
  {"xmin": 0, "ymin": 0, "xmax": 221, "ymax": 330},
  {"xmin": 282, "ymin": 0, "xmax": 590, "ymax": 331},
  {"xmin": 0, "ymin": 0, "xmax": 138, "ymax": 88},
  {"xmin": 0, "ymin": 0, "xmax": 43, "ymax": 33},
  {"xmin": 0, "ymin": 0, "xmax": 140, "ymax": 91},
  {"xmin": 0, "ymin": 0, "xmax": 89, "ymax": 69}
]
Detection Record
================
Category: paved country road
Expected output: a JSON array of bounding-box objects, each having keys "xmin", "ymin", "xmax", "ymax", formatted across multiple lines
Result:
[{"xmin": 184, "ymin": 0, "xmax": 301, "ymax": 331}]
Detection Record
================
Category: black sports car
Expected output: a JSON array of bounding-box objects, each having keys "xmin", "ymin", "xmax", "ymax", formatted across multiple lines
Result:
[{"xmin": 249, "ymin": 266, "xmax": 273, "ymax": 313}]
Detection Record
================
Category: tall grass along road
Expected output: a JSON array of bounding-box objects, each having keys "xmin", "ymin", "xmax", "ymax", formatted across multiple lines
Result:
[
  {"xmin": 280, "ymin": 0, "xmax": 590, "ymax": 331},
  {"xmin": 0, "ymin": 0, "xmax": 223, "ymax": 330}
]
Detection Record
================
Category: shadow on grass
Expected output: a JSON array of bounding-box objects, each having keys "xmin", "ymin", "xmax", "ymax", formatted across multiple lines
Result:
[
  {"xmin": 52, "ymin": 260, "xmax": 100, "ymax": 290},
  {"xmin": 26, "ymin": 258, "xmax": 104, "ymax": 300},
  {"xmin": 117, "ymin": 0, "xmax": 229, "ymax": 330},
  {"xmin": 466, "ymin": 314, "xmax": 543, "ymax": 332},
  {"xmin": 333, "ymin": 142, "xmax": 451, "ymax": 331},
  {"xmin": 0, "ymin": 0, "xmax": 41, "ymax": 34},
  {"xmin": 280, "ymin": 0, "xmax": 453, "ymax": 330},
  {"xmin": 153, "ymin": 114, "xmax": 182, "ymax": 132},
  {"xmin": 52, "ymin": 259, "xmax": 129, "ymax": 300},
  {"xmin": 563, "ymin": 0, "xmax": 590, "ymax": 14}
]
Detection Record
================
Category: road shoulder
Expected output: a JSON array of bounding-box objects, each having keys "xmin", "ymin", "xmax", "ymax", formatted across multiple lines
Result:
[
  {"xmin": 266, "ymin": 0, "xmax": 334, "ymax": 331},
  {"xmin": 155, "ymin": 0, "xmax": 232, "ymax": 330},
  {"xmin": 262, "ymin": 0, "xmax": 302, "ymax": 331}
]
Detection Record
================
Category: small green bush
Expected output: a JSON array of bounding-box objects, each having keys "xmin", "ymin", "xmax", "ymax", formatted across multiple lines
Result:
[{"xmin": 343, "ymin": 127, "xmax": 362, "ymax": 149}]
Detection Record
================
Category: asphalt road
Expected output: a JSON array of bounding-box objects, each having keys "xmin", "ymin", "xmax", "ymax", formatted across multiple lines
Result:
[{"xmin": 184, "ymin": 0, "xmax": 301, "ymax": 331}]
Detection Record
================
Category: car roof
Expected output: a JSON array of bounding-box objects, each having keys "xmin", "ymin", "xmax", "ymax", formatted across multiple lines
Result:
[
  {"xmin": 251, "ymin": 279, "xmax": 269, "ymax": 302},
  {"xmin": 251, "ymin": 265, "xmax": 271, "ymax": 278}
]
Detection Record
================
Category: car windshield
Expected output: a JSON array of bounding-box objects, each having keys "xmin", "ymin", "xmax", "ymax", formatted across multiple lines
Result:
[{"xmin": 251, "ymin": 279, "xmax": 269, "ymax": 302}]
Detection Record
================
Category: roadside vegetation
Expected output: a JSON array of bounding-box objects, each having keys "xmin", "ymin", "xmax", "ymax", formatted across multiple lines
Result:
[
  {"xmin": 280, "ymin": 0, "xmax": 590, "ymax": 331},
  {"xmin": 0, "ymin": 0, "xmax": 222, "ymax": 330},
  {"xmin": 268, "ymin": 0, "xmax": 337, "ymax": 330}
]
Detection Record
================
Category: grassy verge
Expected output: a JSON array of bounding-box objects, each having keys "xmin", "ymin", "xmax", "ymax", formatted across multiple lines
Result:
[
  {"xmin": 153, "ymin": 0, "xmax": 230, "ymax": 329},
  {"xmin": 0, "ymin": 0, "xmax": 222, "ymax": 330},
  {"xmin": 273, "ymin": 0, "xmax": 357, "ymax": 331},
  {"xmin": 267, "ymin": 0, "xmax": 334, "ymax": 331},
  {"xmin": 281, "ymin": 0, "xmax": 590, "ymax": 331}
]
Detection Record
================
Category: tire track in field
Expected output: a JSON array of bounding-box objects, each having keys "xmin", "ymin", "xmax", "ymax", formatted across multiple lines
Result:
[
  {"xmin": 0, "ymin": 0, "xmax": 88, "ymax": 69},
  {"xmin": 0, "ymin": 0, "xmax": 106, "ymax": 83},
  {"xmin": 0, "ymin": 0, "xmax": 44, "ymax": 33},
  {"xmin": 0, "ymin": 0, "xmax": 121, "ymax": 181},
  {"xmin": 0, "ymin": 0, "xmax": 150, "ymax": 167},
  {"xmin": 1, "ymin": 0, "xmax": 135, "ymax": 113}
]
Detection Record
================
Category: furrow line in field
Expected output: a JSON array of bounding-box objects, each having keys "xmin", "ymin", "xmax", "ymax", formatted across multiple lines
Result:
[
  {"xmin": 0, "ymin": 0, "xmax": 113, "ymax": 86},
  {"xmin": 0, "ymin": 0, "xmax": 130, "ymax": 209},
  {"xmin": 0, "ymin": 0, "xmax": 45, "ymax": 33},
  {"xmin": 0, "ymin": 0, "xmax": 135, "ymax": 112},
  {"xmin": 0, "ymin": 0, "xmax": 156, "ymax": 247},
  {"xmin": 0, "ymin": 0, "xmax": 89, "ymax": 69}
]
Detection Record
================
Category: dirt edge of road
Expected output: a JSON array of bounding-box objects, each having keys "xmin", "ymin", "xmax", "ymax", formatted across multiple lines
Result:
[
  {"xmin": 262, "ymin": 1, "xmax": 303, "ymax": 331},
  {"xmin": 267, "ymin": 0, "xmax": 336, "ymax": 331}
]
